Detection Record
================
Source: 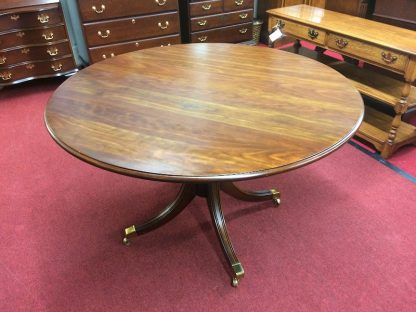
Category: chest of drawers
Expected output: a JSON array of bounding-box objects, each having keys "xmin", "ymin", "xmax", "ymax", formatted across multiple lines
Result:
[
  {"xmin": 180, "ymin": 0, "xmax": 254, "ymax": 43},
  {"xmin": 0, "ymin": 0, "xmax": 77, "ymax": 87},
  {"xmin": 76, "ymin": 0, "xmax": 181, "ymax": 64}
]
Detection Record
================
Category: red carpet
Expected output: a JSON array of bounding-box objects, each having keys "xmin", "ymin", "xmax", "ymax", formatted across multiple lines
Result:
[{"xmin": 1, "ymin": 78, "xmax": 416, "ymax": 311}]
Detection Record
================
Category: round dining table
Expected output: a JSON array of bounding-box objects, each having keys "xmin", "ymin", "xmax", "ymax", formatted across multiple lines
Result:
[{"xmin": 45, "ymin": 43, "xmax": 364, "ymax": 287}]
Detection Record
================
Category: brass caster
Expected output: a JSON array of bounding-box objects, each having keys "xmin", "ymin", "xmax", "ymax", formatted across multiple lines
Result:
[
  {"xmin": 232, "ymin": 277, "xmax": 239, "ymax": 287},
  {"xmin": 271, "ymin": 190, "xmax": 281, "ymax": 207},
  {"xmin": 122, "ymin": 237, "xmax": 131, "ymax": 246}
]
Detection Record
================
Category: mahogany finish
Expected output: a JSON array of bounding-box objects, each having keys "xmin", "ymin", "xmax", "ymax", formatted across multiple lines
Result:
[
  {"xmin": 0, "ymin": 0, "xmax": 77, "ymax": 86},
  {"xmin": 76, "ymin": 0, "xmax": 181, "ymax": 64},
  {"xmin": 268, "ymin": 5, "xmax": 416, "ymax": 158},
  {"xmin": 46, "ymin": 44, "xmax": 363, "ymax": 181},
  {"xmin": 180, "ymin": 0, "xmax": 254, "ymax": 43},
  {"xmin": 45, "ymin": 43, "xmax": 363, "ymax": 286}
]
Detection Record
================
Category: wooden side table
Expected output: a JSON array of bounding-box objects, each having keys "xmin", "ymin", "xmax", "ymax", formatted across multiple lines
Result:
[{"xmin": 268, "ymin": 4, "xmax": 416, "ymax": 158}]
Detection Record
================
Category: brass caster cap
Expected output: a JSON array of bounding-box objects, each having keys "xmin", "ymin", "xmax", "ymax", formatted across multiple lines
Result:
[{"xmin": 232, "ymin": 277, "xmax": 239, "ymax": 287}]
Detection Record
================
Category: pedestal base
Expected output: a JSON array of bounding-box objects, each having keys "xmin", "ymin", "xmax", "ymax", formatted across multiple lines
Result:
[{"xmin": 123, "ymin": 182, "xmax": 280, "ymax": 287}]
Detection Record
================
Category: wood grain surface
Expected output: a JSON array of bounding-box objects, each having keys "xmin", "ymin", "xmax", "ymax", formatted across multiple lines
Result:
[{"xmin": 45, "ymin": 43, "xmax": 364, "ymax": 182}]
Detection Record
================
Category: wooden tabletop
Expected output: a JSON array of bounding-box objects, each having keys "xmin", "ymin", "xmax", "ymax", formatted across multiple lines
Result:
[
  {"xmin": 45, "ymin": 43, "xmax": 364, "ymax": 182},
  {"xmin": 267, "ymin": 5, "xmax": 416, "ymax": 56}
]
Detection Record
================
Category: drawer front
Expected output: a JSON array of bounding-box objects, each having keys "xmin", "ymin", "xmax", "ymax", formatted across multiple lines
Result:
[
  {"xmin": 0, "ymin": 41, "xmax": 72, "ymax": 67},
  {"xmin": 269, "ymin": 17, "xmax": 326, "ymax": 45},
  {"xmin": 0, "ymin": 56, "xmax": 75, "ymax": 85},
  {"xmin": 77, "ymin": 0, "xmax": 179, "ymax": 22},
  {"xmin": 83, "ymin": 12, "xmax": 180, "ymax": 46},
  {"xmin": 191, "ymin": 22, "xmax": 252, "ymax": 43},
  {"xmin": 327, "ymin": 34, "xmax": 408, "ymax": 73},
  {"xmin": 223, "ymin": 0, "xmax": 254, "ymax": 12},
  {"xmin": 189, "ymin": 1, "xmax": 223, "ymax": 17},
  {"xmin": 191, "ymin": 9, "xmax": 253, "ymax": 31},
  {"xmin": 88, "ymin": 34, "xmax": 181, "ymax": 63},
  {"xmin": 0, "ymin": 7, "xmax": 62, "ymax": 32},
  {"xmin": 0, "ymin": 25, "xmax": 68, "ymax": 50}
]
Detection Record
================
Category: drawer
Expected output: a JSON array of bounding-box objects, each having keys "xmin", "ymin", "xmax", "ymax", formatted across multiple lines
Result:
[
  {"xmin": 223, "ymin": 0, "xmax": 254, "ymax": 12},
  {"xmin": 83, "ymin": 12, "xmax": 180, "ymax": 46},
  {"xmin": 191, "ymin": 9, "xmax": 253, "ymax": 31},
  {"xmin": 269, "ymin": 17, "xmax": 326, "ymax": 45},
  {"xmin": 88, "ymin": 34, "xmax": 181, "ymax": 63},
  {"xmin": 0, "ymin": 56, "xmax": 75, "ymax": 85},
  {"xmin": 0, "ymin": 6, "xmax": 62, "ymax": 32},
  {"xmin": 0, "ymin": 25, "xmax": 68, "ymax": 50},
  {"xmin": 0, "ymin": 41, "xmax": 72, "ymax": 67},
  {"xmin": 189, "ymin": 1, "xmax": 223, "ymax": 17},
  {"xmin": 191, "ymin": 22, "xmax": 252, "ymax": 43},
  {"xmin": 77, "ymin": 0, "xmax": 179, "ymax": 22},
  {"xmin": 327, "ymin": 34, "xmax": 408, "ymax": 73}
]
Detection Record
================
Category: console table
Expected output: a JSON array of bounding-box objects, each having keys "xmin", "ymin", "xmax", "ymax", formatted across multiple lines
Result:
[{"xmin": 267, "ymin": 4, "xmax": 416, "ymax": 158}]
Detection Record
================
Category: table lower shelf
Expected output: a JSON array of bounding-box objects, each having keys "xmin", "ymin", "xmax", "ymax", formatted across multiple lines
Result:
[
  {"xmin": 357, "ymin": 106, "xmax": 416, "ymax": 155},
  {"xmin": 280, "ymin": 44, "xmax": 416, "ymax": 158}
]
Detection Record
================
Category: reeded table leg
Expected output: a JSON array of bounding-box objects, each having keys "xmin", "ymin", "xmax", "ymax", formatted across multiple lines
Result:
[
  {"xmin": 123, "ymin": 181, "xmax": 281, "ymax": 287},
  {"xmin": 207, "ymin": 183, "xmax": 245, "ymax": 287},
  {"xmin": 123, "ymin": 184, "xmax": 196, "ymax": 245},
  {"xmin": 221, "ymin": 182, "xmax": 281, "ymax": 207}
]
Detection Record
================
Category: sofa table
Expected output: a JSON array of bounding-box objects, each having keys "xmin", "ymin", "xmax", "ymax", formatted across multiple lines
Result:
[
  {"xmin": 45, "ymin": 43, "xmax": 363, "ymax": 287},
  {"xmin": 268, "ymin": 4, "xmax": 416, "ymax": 158}
]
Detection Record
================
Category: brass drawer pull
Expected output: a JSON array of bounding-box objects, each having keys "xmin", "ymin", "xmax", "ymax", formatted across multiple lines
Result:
[
  {"xmin": 21, "ymin": 48, "xmax": 30, "ymax": 54},
  {"xmin": 26, "ymin": 64, "xmax": 35, "ymax": 70},
  {"xmin": 235, "ymin": 0, "xmax": 244, "ymax": 5},
  {"xmin": 0, "ymin": 56, "xmax": 6, "ymax": 64},
  {"xmin": 51, "ymin": 63, "xmax": 63, "ymax": 72},
  {"xmin": 239, "ymin": 13, "xmax": 248, "ymax": 19},
  {"xmin": 11, "ymin": 14, "xmax": 20, "ymax": 21},
  {"xmin": 155, "ymin": 0, "xmax": 167, "ymax": 5},
  {"xmin": 98, "ymin": 30, "xmax": 110, "ymax": 38},
  {"xmin": 1, "ymin": 72, "xmax": 12, "ymax": 80},
  {"xmin": 47, "ymin": 47, "xmax": 59, "ymax": 56},
  {"xmin": 102, "ymin": 53, "xmax": 115, "ymax": 59},
  {"xmin": 308, "ymin": 28, "xmax": 319, "ymax": 40},
  {"xmin": 198, "ymin": 36, "xmax": 208, "ymax": 42},
  {"xmin": 202, "ymin": 4, "xmax": 211, "ymax": 10},
  {"xmin": 17, "ymin": 32, "xmax": 25, "ymax": 38},
  {"xmin": 42, "ymin": 32, "xmax": 54, "ymax": 40},
  {"xmin": 92, "ymin": 4, "xmax": 106, "ymax": 14},
  {"xmin": 276, "ymin": 19, "xmax": 285, "ymax": 29},
  {"xmin": 38, "ymin": 13, "xmax": 49, "ymax": 23},
  {"xmin": 158, "ymin": 21, "xmax": 169, "ymax": 29},
  {"xmin": 239, "ymin": 28, "xmax": 248, "ymax": 34},
  {"xmin": 381, "ymin": 52, "xmax": 398, "ymax": 64},
  {"xmin": 335, "ymin": 38, "xmax": 348, "ymax": 49},
  {"xmin": 197, "ymin": 20, "xmax": 207, "ymax": 26},
  {"xmin": 161, "ymin": 43, "xmax": 171, "ymax": 47},
  {"xmin": 135, "ymin": 42, "xmax": 140, "ymax": 47}
]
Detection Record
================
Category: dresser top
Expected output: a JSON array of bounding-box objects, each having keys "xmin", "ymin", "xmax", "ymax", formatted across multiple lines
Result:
[
  {"xmin": 267, "ymin": 4, "xmax": 416, "ymax": 56},
  {"xmin": 0, "ymin": 0, "xmax": 58, "ymax": 11}
]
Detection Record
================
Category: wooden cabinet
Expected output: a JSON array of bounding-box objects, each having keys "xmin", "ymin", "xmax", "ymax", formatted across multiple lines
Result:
[
  {"xmin": 267, "ymin": 5, "xmax": 416, "ymax": 158},
  {"xmin": 180, "ymin": 0, "xmax": 254, "ymax": 43},
  {"xmin": 372, "ymin": 0, "xmax": 416, "ymax": 30},
  {"xmin": 76, "ymin": 0, "xmax": 182, "ymax": 64},
  {"xmin": 0, "ymin": 0, "xmax": 77, "ymax": 87}
]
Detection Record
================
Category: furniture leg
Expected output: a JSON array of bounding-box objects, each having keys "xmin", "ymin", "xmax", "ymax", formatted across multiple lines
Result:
[
  {"xmin": 122, "ymin": 184, "xmax": 196, "ymax": 245},
  {"xmin": 221, "ymin": 182, "xmax": 280, "ymax": 206},
  {"xmin": 382, "ymin": 82, "xmax": 412, "ymax": 158},
  {"xmin": 206, "ymin": 183, "xmax": 244, "ymax": 287}
]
